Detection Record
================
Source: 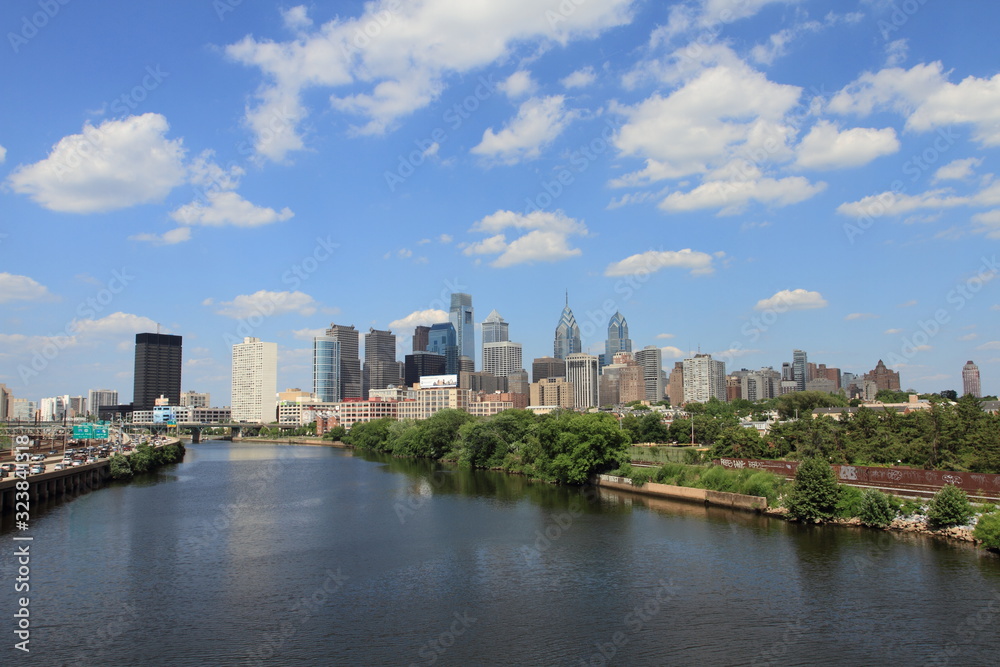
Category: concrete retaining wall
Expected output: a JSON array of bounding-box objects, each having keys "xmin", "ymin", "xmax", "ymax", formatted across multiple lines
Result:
[{"xmin": 596, "ymin": 475, "xmax": 767, "ymax": 512}]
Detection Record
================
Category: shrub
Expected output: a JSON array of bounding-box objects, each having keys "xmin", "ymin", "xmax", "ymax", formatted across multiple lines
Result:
[
  {"xmin": 836, "ymin": 485, "xmax": 865, "ymax": 519},
  {"xmin": 109, "ymin": 454, "xmax": 132, "ymax": 480},
  {"xmin": 785, "ymin": 457, "xmax": 841, "ymax": 523},
  {"xmin": 630, "ymin": 470, "xmax": 652, "ymax": 487},
  {"xmin": 858, "ymin": 489, "xmax": 897, "ymax": 528},
  {"xmin": 973, "ymin": 512, "xmax": 1000, "ymax": 550},
  {"xmin": 927, "ymin": 484, "xmax": 974, "ymax": 529}
]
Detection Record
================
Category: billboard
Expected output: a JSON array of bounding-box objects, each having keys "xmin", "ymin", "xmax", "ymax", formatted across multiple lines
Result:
[{"xmin": 419, "ymin": 374, "xmax": 458, "ymax": 388}]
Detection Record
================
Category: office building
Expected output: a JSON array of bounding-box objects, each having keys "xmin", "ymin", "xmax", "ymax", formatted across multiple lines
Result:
[
  {"xmin": 741, "ymin": 368, "xmax": 780, "ymax": 401},
  {"xmin": 449, "ymin": 293, "xmax": 475, "ymax": 369},
  {"xmin": 529, "ymin": 377, "xmax": 575, "ymax": 409},
  {"xmin": 179, "ymin": 390, "xmax": 210, "ymax": 408},
  {"xmin": 864, "ymin": 359, "xmax": 901, "ymax": 393},
  {"xmin": 412, "ymin": 325, "xmax": 430, "ymax": 353},
  {"xmin": 553, "ymin": 295, "xmax": 581, "ymax": 360},
  {"xmin": 87, "ymin": 389, "xmax": 118, "ymax": 416},
  {"xmin": 792, "ymin": 349, "xmax": 808, "ymax": 392},
  {"xmin": 634, "ymin": 346, "xmax": 665, "ymax": 402},
  {"xmin": 0, "ymin": 384, "xmax": 9, "ymax": 420},
  {"xmin": 481, "ymin": 309, "xmax": 509, "ymax": 345},
  {"xmin": 683, "ymin": 354, "xmax": 726, "ymax": 403},
  {"xmin": 532, "ymin": 356, "xmax": 566, "ymax": 382},
  {"xmin": 326, "ymin": 324, "xmax": 361, "ymax": 399},
  {"xmin": 603, "ymin": 311, "xmax": 632, "ymax": 367},
  {"xmin": 428, "ymin": 322, "xmax": 459, "ymax": 375},
  {"xmin": 404, "ymin": 351, "xmax": 446, "ymax": 387},
  {"xmin": 231, "ymin": 337, "xmax": 278, "ymax": 423},
  {"xmin": 507, "ymin": 369, "xmax": 530, "ymax": 397},
  {"xmin": 566, "ymin": 353, "xmax": 599, "ymax": 409},
  {"xmin": 667, "ymin": 362, "xmax": 684, "ymax": 405},
  {"xmin": 363, "ymin": 328, "xmax": 399, "ymax": 398},
  {"xmin": 8, "ymin": 398, "xmax": 35, "ymax": 422},
  {"xmin": 483, "ymin": 341, "xmax": 523, "ymax": 379},
  {"xmin": 133, "ymin": 333, "xmax": 182, "ymax": 409},
  {"xmin": 963, "ymin": 360, "xmax": 982, "ymax": 398},
  {"xmin": 313, "ymin": 335, "xmax": 341, "ymax": 402},
  {"xmin": 599, "ymin": 351, "xmax": 643, "ymax": 406}
]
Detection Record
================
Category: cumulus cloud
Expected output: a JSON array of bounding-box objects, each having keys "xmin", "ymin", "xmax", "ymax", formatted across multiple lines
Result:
[
  {"xmin": 499, "ymin": 70, "xmax": 536, "ymax": 98},
  {"xmin": 0, "ymin": 273, "xmax": 54, "ymax": 304},
  {"xmin": 829, "ymin": 61, "xmax": 1000, "ymax": 146},
  {"xmin": 129, "ymin": 227, "xmax": 193, "ymax": 245},
  {"xmin": 976, "ymin": 341, "xmax": 1000, "ymax": 350},
  {"xmin": 660, "ymin": 346, "xmax": 685, "ymax": 359},
  {"xmin": 933, "ymin": 157, "xmax": 982, "ymax": 183},
  {"xmin": 388, "ymin": 309, "xmax": 450, "ymax": 332},
  {"xmin": 6, "ymin": 113, "xmax": 186, "ymax": 213},
  {"xmin": 972, "ymin": 210, "xmax": 1000, "ymax": 239},
  {"xmin": 561, "ymin": 67, "xmax": 597, "ymax": 89},
  {"xmin": 845, "ymin": 312, "xmax": 878, "ymax": 321},
  {"xmin": 0, "ymin": 144, "xmax": 6, "ymax": 163},
  {"xmin": 795, "ymin": 121, "xmax": 899, "ymax": 170},
  {"xmin": 292, "ymin": 327, "xmax": 327, "ymax": 341},
  {"xmin": 71, "ymin": 312, "xmax": 159, "ymax": 337},
  {"xmin": 464, "ymin": 209, "xmax": 588, "ymax": 267},
  {"xmin": 472, "ymin": 96, "xmax": 579, "ymax": 165},
  {"xmin": 656, "ymin": 333, "xmax": 676, "ymax": 339},
  {"xmin": 282, "ymin": 5, "xmax": 312, "ymax": 31},
  {"xmin": 171, "ymin": 191, "xmax": 294, "ymax": 227},
  {"xmin": 884, "ymin": 328, "xmax": 903, "ymax": 334},
  {"xmin": 604, "ymin": 249, "xmax": 721, "ymax": 277},
  {"xmin": 209, "ymin": 290, "xmax": 318, "ymax": 318},
  {"xmin": 226, "ymin": 0, "xmax": 633, "ymax": 159},
  {"xmin": 754, "ymin": 288, "xmax": 827, "ymax": 311}
]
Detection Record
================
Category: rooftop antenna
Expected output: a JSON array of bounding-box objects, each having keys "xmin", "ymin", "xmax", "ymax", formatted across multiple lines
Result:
[
  {"xmin": 565, "ymin": 289, "xmax": 568, "ymax": 306},
  {"xmin": 156, "ymin": 322, "xmax": 161, "ymax": 335}
]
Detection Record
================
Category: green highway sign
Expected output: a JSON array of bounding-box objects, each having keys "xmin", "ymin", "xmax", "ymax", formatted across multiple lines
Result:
[
  {"xmin": 73, "ymin": 424, "xmax": 94, "ymax": 439},
  {"xmin": 93, "ymin": 426, "xmax": 109, "ymax": 439}
]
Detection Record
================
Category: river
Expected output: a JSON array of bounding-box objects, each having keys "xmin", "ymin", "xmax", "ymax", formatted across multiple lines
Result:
[{"xmin": 2, "ymin": 440, "xmax": 998, "ymax": 666}]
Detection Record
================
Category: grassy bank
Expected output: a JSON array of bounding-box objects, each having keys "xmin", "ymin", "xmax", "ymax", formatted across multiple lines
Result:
[{"xmin": 611, "ymin": 461, "xmax": 790, "ymax": 506}]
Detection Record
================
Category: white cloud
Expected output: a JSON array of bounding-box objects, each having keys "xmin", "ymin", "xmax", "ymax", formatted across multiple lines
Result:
[
  {"xmin": 498, "ymin": 70, "xmax": 536, "ymax": 98},
  {"xmin": 561, "ymin": 67, "xmax": 597, "ymax": 89},
  {"xmin": 933, "ymin": 157, "xmax": 982, "ymax": 183},
  {"xmin": 171, "ymin": 191, "xmax": 294, "ymax": 228},
  {"xmin": 754, "ymin": 288, "xmax": 827, "ymax": 311},
  {"xmin": 439, "ymin": 234, "xmax": 453, "ymax": 244},
  {"xmin": 464, "ymin": 209, "xmax": 588, "ymax": 268},
  {"xmin": 0, "ymin": 333, "xmax": 78, "ymax": 357},
  {"xmin": 829, "ymin": 61, "xmax": 1000, "ymax": 146},
  {"xmin": 659, "ymin": 173, "xmax": 825, "ymax": 215},
  {"xmin": 656, "ymin": 333, "xmax": 675, "ymax": 339},
  {"xmin": 71, "ymin": 312, "xmax": 159, "ymax": 337},
  {"xmin": 388, "ymin": 309, "xmax": 450, "ymax": 331},
  {"xmin": 0, "ymin": 273, "xmax": 53, "ymax": 304},
  {"xmin": 884, "ymin": 38, "xmax": 907, "ymax": 67},
  {"xmin": 977, "ymin": 341, "xmax": 1000, "ymax": 350},
  {"xmin": 604, "ymin": 249, "xmax": 720, "ymax": 277},
  {"xmin": 845, "ymin": 313, "xmax": 878, "ymax": 321},
  {"xmin": 292, "ymin": 327, "xmax": 327, "ymax": 341},
  {"xmin": 958, "ymin": 333, "xmax": 978, "ymax": 341},
  {"xmin": 471, "ymin": 96, "xmax": 579, "ymax": 165},
  {"xmin": 972, "ymin": 210, "xmax": 1000, "ymax": 239},
  {"xmin": 0, "ymin": 144, "xmax": 6, "ymax": 163},
  {"xmin": 836, "ymin": 188, "xmax": 968, "ymax": 219},
  {"xmin": 129, "ymin": 227, "xmax": 193, "ymax": 245},
  {"xmin": 884, "ymin": 328, "xmax": 903, "ymax": 334},
  {"xmin": 898, "ymin": 300, "xmax": 918, "ymax": 307},
  {"xmin": 795, "ymin": 121, "xmax": 899, "ymax": 170},
  {"xmin": 6, "ymin": 113, "xmax": 186, "ymax": 213},
  {"xmin": 282, "ymin": 5, "xmax": 312, "ymax": 31},
  {"xmin": 210, "ymin": 290, "xmax": 318, "ymax": 318},
  {"xmin": 660, "ymin": 346, "xmax": 685, "ymax": 359},
  {"xmin": 227, "ymin": 0, "xmax": 633, "ymax": 159}
]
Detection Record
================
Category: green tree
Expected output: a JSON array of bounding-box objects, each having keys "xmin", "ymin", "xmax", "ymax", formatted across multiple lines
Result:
[
  {"xmin": 785, "ymin": 457, "xmax": 841, "ymax": 523},
  {"xmin": 109, "ymin": 453, "xmax": 132, "ymax": 480},
  {"xmin": 973, "ymin": 512, "xmax": 1000, "ymax": 550},
  {"xmin": 858, "ymin": 489, "xmax": 897, "ymax": 528},
  {"xmin": 711, "ymin": 425, "xmax": 766, "ymax": 459},
  {"xmin": 774, "ymin": 391, "xmax": 847, "ymax": 420},
  {"xmin": 927, "ymin": 484, "xmax": 974, "ymax": 529},
  {"xmin": 322, "ymin": 425, "xmax": 347, "ymax": 442}
]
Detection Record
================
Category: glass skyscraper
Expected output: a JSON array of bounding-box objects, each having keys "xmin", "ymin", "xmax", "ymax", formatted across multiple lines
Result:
[
  {"xmin": 313, "ymin": 335, "xmax": 340, "ymax": 403},
  {"xmin": 449, "ymin": 293, "xmax": 475, "ymax": 369},
  {"xmin": 603, "ymin": 311, "xmax": 632, "ymax": 367},
  {"xmin": 553, "ymin": 295, "xmax": 581, "ymax": 360}
]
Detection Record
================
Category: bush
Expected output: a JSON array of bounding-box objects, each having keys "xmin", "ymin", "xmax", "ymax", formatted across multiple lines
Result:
[
  {"xmin": 836, "ymin": 485, "xmax": 865, "ymax": 519},
  {"xmin": 785, "ymin": 457, "xmax": 841, "ymax": 523},
  {"xmin": 630, "ymin": 470, "xmax": 652, "ymax": 487},
  {"xmin": 927, "ymin": 484, "xmax": 974, "ymax": 529},
  {"xmin": 973, "ymin": 512, "xmax": 1000, "ymax": 550},
  {"xmin": 109, "ymin": 454, "xmax": 132, "ymax": 480},
  {"xmin": 858, "ymin": 489, "xmax": 897, "ymax": 528}
]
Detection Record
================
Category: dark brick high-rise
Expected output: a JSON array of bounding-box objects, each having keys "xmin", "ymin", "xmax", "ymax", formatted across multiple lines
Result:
[{"xmin": 133, "ymin": 333, "xmax": 182, "ymax": 409}]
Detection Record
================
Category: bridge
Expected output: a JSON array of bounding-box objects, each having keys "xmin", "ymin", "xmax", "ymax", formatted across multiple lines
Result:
[{"xmin": 131, "ymin": 422, "xmax": 303, "ymax": 443}]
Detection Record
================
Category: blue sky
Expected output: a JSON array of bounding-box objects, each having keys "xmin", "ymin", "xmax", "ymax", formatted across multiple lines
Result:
[{"xmin": 2, "ymin": 0, "xmax": 999, "ymax": 406}]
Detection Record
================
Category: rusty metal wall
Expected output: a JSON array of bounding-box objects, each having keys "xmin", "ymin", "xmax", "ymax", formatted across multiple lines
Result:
[{"xmin": 712, "ymin": 458, "xmax": 1000, "ymax": 499}]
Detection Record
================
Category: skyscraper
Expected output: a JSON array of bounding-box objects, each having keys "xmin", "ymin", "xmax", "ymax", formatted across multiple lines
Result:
[
  {"xmin": 231, "ymin": 337, "xmax": 278, "ymax": 423},
  {"xmin": 667, "ymin": 361, "xmax": 684, "ymax": 405},
  {"xmin": 682, "ymin": 353, "xmax": 726, "ymax": 404},
  {"xmin": 313, "ymin": 335, "xmax": 340, "ymax": 402},
  {"xmin": 428, "ymin": 322, "xmax": 459, "ymax": 375},
  {"xmin": 792, "ymin": 349, "xmax": 808, "ymax": 392},
  {"xmin": 864, "ymin": 359, "xmax": 900, "ymax": 392},
  {"xmin": 133, "ymin": 333, "xmax": 182, "ymax": 409},
  {"xmin": 565, "ymin": 353, "xmax": 600, "ymax": 409},
  {"xmin": 963, "ymin": 360, "xmax": 982, "ymax": 398},
  {"xmin": 404, "ymin": 351, "xmax": 446, "ymax": 387},
  {"xmin": 87, "ymin": 389, "xmax": 118, "ymax": 416},
  {"xmin": 412, "ymin": 325, "xmax": 430, "ymax": 353},
  {"xmin": 532, "ymin": 356, "xmax": 566, "ymax": 382},
  {"xmin": 481, "ymin": 309, "xmax": 509, "ymax": 344},
  {"xmin": 603, "ymin": 311, "xmax": 632, "ymax": 367},
  {"xmin": 483, "ymin": 342, "xmax": 523, "ymax": 378},
  {"xmin": 554, "ymin": 294, "xmax": 581, "ymax": 360},
  {"xmin": 634, "ymin": 345, "xmax": 665, "ymax": 402},
  {"xmin": 326, "ymin": 324, "xmax": 361, "ymax": 399},
  {"xmin": 449, "ymin": 293, "xmax": 475, "ymax": 369},
  {"xmin": 364, "ymin": 328, "xmax": 398, "ymax": 398}
]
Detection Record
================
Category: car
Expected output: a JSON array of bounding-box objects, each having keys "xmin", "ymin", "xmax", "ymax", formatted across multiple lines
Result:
[
  {"xmin": 30, "ymin": 454, "xmax": 45, "ymax": 461},
  {"xmin": 0, "ymin": 469, "xmax": 7, "ymax": 478},
  {"xmin": 29, "ymin": 465, "xmax": 44, "ymax": 474},
  {"xmin": 71, "ymin": 460, "xmax": 82, "ymax": 467},
  {"xmin": 48, "ymin": 450, "xmax": 57, "ymax": 456},
  {"xmin": 54, "ymin": 463, "xmax": 68, "ymax": 470},
  {"xmin": 0, "ymin": 463, "xmax": 15, "ymax": 472}
]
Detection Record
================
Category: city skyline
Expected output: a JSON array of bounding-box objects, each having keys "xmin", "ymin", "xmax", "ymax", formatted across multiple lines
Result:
[{"xmin": 2, "ymin": 2, "xmax": 1000, "ymax": 404}]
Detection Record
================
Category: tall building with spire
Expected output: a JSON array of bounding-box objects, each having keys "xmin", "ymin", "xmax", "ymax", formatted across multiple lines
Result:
[
  {"xmin": 963, "ymin": 360, "xmax": 981, "ymax": 398},
  {"xmin": 602, "ymin": 311, "xmax": 632, "ymax": 367},
  {"xmin": 554, "ymin": 293, "xmax": 581, "ymax": 360},
  {"xmin": 449, "ymin": 293, "xmax": 475, "ymax": 370}
]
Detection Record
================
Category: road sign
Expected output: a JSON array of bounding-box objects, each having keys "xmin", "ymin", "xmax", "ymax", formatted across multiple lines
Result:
[
  {"xmin": 73, "ymin": 424, "xmax": 94, "ymax": 439},
  {"xmin": 93, "ymin": 426, "xmax": 109, "ymax": 439}
]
